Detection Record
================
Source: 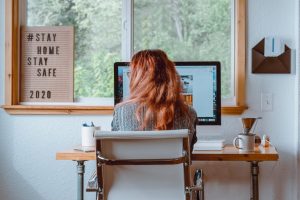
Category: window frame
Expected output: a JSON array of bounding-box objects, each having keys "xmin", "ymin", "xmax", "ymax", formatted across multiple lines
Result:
[{"xmin": 2, "ymin": 0, "xmax": 247, "ymax": 115}]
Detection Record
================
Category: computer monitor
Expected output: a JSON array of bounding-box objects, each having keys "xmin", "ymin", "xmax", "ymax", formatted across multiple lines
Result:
[{"xmin": 114, "ymin": 61, "xmax": 221, "ymax": 125}]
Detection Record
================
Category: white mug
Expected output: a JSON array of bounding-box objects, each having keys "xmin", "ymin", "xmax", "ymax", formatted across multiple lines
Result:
[
  {"xmin": 81, "ymin": 126, "xmax": 100, "ymax": 147},
  {"xmin": 233, "ymin": 134, "xmax": 255, "ymax": 152}
]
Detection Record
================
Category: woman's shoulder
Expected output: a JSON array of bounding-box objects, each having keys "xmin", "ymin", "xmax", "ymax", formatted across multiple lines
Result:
[{"xmin": 114, "ymin": 101, "xmax": 138, "ymax": 113}]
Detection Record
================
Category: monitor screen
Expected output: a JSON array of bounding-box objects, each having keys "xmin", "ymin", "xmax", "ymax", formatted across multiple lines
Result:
[{"xmin": 114, "ymin": 62, "xmax": 221, "ymax": 125}]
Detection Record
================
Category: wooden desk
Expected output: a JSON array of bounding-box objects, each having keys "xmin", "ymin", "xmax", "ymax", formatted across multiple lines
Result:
[
  {"xmin": 56, "ymin": 150, "xmax": 95, "ymax": 200},
  {"xmin": 192, "ymin": 145, "xmax": 278, "ymax": 200},
  {"xmin": 56, "ymin": 150, "xmax": 96, "ymax": 161},
  {"xmin": 192, "ymin": 145, "xmax": 278, "ymax": 161},
  {"xmin": 56, "ymin": 145, "xmax": 278, "ymax": 200}
]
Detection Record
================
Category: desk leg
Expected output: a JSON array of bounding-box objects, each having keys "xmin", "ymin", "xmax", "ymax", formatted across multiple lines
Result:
[
  {"xmin": 77, "ymin": 161, "xmax": 85, "ymax": 200},
  {"xmin": 250, "ymin": 161, "xmax": 259, "ymax": 200}
]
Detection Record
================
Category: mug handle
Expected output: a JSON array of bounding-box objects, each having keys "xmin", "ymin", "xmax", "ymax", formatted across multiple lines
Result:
[{"xmin": 233, "ymin": 137, "xmax": 243, "ymax": 149}]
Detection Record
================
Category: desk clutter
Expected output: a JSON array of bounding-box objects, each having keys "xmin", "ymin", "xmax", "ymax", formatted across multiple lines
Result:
[
  {"xmin": 194, "ymin": 136, "xmax": 225, "ymax": 151},
  {"xmin": 74, "ymin": 122, "xmax": 100, "ymax": 152},
  {"xmin": 73, "ymin": 119, "xmax": 270, "ymax": 152},
  {"xmin": 194, "ymin": 139, "xmax": 225, "ymax": 151},
  {"xmin": 81, "ymin": 122, "xmax": 100, "ymax": 147},
  {"xmin": 233, "ymin": 117, "xmax": 261, "ymax": 152},
  {"xmin": 194, "ymin": 117, "xmax": 271, "ymax": 151}
]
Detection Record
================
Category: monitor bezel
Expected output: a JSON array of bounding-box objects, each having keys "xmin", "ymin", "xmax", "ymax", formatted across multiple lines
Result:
[{"xmin": 114, "ymin": 61, "xmax": 221, "ymax": 125}]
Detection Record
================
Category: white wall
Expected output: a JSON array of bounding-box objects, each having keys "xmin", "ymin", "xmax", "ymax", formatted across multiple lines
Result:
[
  {"xmin": 196, "ymin": 0, "xmax": 298, "ymax": 199},
  {"xmin": 0, "ymin": 0, "xmax": 298, "ymax": 200},
  {"xmin": 297, "ymin": 0, "xmax": 300, "ymax": 199}
]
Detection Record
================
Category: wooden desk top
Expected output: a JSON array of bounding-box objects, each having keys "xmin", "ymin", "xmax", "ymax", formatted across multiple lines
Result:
[
  {"xmin": 56, "ymin": 145, "xmax": 279, "ymax": 162},
  {"xmin": 192, "ymin": 145, "xmax": 279, "ymax": 161},
  {"xmin": 56, "ymin": 150, "xmax": 96, "ymax": 161}
]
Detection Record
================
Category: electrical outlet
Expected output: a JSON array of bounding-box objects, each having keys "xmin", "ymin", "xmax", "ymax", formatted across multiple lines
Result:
[{"xmin": 261, "ymin": 93, "xmax": 273, "ymax": 112}]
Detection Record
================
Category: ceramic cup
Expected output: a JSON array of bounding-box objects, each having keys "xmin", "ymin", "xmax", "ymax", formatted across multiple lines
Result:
[
  {"xmin": 233, "ymin": 133, "xmax": 255, "ymax": 152},
  {"xmin": 81, "ymin": 126, "xmax": 100, "ymax": 147}
]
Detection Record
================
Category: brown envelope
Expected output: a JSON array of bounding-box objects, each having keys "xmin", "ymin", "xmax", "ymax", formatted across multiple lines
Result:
[{"xmin": 252, "ymin": 38, "xmax": 291, "ymax": 74}]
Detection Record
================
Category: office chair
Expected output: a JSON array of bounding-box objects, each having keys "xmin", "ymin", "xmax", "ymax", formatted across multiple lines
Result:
[{"xmin": 93, "ymin": 129, "xmax": 203, "ymax": 200}]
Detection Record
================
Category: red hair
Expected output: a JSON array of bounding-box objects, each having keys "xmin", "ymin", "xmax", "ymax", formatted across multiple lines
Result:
[{"xmin": 127, "ymin": 49, "xmax": 188, "ymax": 130}]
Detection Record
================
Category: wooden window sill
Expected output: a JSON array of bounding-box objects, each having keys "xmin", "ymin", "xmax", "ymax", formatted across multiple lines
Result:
[
  {"xmin": 1, "ymin": 105, "xmax": 114, "ymax": 115},
  {"xmin": 2, "ymin": 105, "xmax": 247, "ymax": 115},
  {"xmin": 221, "ymin": 105, "xmax": 248, "ymax": 115}
]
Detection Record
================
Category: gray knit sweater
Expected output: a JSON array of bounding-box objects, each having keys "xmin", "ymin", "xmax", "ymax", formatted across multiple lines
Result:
[{"xmin": 111, "ymin": 102, "xmax": 198, "ymax": 148}]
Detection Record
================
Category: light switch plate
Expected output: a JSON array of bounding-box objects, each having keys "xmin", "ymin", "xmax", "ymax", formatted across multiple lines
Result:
[{"xmin": 261, "ymin": 93, "xmax": 273, "ymax": 112}]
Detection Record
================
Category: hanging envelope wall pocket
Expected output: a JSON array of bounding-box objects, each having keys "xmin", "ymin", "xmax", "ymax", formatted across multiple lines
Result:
[{"xmin": 252, "ymin": 38, "xmax": 291, "ymax": 74}]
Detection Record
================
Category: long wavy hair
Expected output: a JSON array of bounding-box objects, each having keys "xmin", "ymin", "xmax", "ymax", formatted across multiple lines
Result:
[{"xmin": 127, "ymin": 49, "xmax": 189, "ymax": 130}]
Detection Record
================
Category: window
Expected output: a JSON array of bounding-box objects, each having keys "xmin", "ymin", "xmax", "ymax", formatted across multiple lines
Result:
[
  {"xmin": 3, "ymin": 0, "xmax": 246, "ymax": 115},
  {"xmin": 27, "ymin": 0, "xmax": 122, "ymax": 100},
  {"xmin": 134, "ymin": 0, "xmax": 233, "ymax": 99}
]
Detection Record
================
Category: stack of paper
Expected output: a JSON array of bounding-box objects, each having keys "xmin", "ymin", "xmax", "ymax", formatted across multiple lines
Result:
[
  {"xmin": 194, "ymin": 139, "xmax": 225, "ymax": 151},
  {"xmin": 74, "ymin": 146, "xmax": 95, "ymax": 152}
]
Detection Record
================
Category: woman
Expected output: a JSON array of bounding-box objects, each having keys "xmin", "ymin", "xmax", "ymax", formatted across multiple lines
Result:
[{"xmin": 112, "ymin": 49, "xmax": 198, "ymax": 149}]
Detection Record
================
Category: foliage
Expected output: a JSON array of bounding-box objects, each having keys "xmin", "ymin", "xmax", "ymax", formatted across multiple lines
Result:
[
  {"xmin": 27, "ymin": 0, "xmax": 121, "ymax": 98},
  {"xmin": 134, "ymin": 0, "xmax": 232, "ymax": 97},
  {"xmin": 27, "ymin": 0, "xmax": 232, "ymax": 98}
]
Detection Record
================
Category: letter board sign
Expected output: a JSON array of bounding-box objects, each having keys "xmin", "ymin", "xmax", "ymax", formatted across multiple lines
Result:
[{"xmin": 21, "ymin": 26, "xmax": 74, "ymax": 102}]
